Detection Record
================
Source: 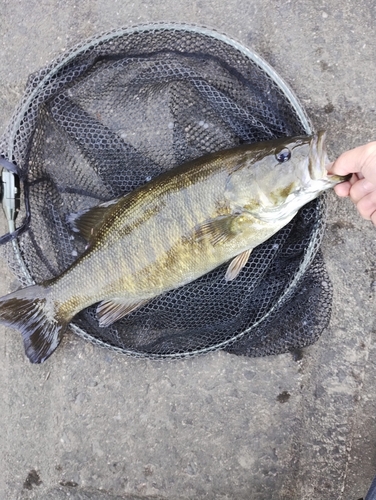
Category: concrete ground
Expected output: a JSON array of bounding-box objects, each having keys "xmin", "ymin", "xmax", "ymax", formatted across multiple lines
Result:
[{"xmin": 0, "ymin": 1, "xmax": 375, "ymax": 499}]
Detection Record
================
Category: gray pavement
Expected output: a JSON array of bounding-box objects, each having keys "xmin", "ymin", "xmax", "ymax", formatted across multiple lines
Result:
[{"xmin": 0, "ymin": 1, "xmax": 375, "ymax": 499}]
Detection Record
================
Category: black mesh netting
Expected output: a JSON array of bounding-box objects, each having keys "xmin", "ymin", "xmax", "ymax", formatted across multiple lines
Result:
[{"xmin": 0, "ymin": 24, "xmax": 332, "ymax": 358}]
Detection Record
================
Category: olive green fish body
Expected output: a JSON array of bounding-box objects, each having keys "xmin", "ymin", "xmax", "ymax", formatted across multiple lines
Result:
[
  {"xmin": 51, "ymin": 152, "xmax": 235, "ymax": 312},
  {"xmin": 0, "ymin": 133, "xmax": 349, "ymax": 362},
  {"xmin": 51, "ymin": 145, "xmax": 295, "ymax": 317}
]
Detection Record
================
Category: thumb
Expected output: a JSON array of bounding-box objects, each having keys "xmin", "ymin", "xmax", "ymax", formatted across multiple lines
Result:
[{"xmin": 330, "ymin": 143, "xmax": 376, "ymax": 185}]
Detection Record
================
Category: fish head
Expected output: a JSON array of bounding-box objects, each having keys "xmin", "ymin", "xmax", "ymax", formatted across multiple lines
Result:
[{"xmin": 233, "ymin": 132, "xmax": 350, "ymax": 222}]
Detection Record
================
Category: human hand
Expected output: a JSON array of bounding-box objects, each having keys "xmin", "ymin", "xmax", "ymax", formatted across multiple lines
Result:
[{"xmin": 327, "ymin": 142, "xmax": 376, "ymax": 224}]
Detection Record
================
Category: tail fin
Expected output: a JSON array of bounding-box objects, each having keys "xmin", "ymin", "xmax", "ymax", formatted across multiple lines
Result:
[{"xmin": 0, "ymin": 285, "xmax": 68, "ymax": 363}]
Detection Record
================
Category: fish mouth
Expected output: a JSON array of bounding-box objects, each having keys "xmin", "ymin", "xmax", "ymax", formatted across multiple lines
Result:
[{"xmin": 309, "ymin": 131, "xmax": 351, "ymax": 185}]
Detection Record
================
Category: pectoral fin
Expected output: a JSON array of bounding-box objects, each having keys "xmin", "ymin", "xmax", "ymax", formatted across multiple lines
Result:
[
  {"xmin": 225, "ymin": 249, "xmax": 252, "ymax": 282},
  {"xmin": 194, "ymin": 214, "xmax": 242, "ymax": 246},
  {"xmin": 97, "ymin": 297, "xmax": 148, "ymax": 327}
]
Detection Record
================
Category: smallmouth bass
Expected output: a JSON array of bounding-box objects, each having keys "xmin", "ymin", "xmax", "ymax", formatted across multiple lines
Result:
[{"xmin": 0, "ymin": 132, "xmax": 349, "ymax": 363}]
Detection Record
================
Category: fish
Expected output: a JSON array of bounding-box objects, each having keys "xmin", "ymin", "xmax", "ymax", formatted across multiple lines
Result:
[{"xmin": 0, "ymin": 131, "xmax": 349, "ymax": 363}]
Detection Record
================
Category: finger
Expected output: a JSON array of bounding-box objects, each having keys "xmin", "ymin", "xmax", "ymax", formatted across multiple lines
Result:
[
  {"xmin": 371, "ymin": 211, "xmax": 376, "ymax": 227},
  {"xmin": 326, "ymin": 166, "xmax": 363, "ymax": 182},
  {"xmin": 348, "ymin": 173, "xmax": 362, "ymax": 185},
  {"xmin": 355, "ymin": 191, "xmax": 376, "ymax": 220},
  {"xmin": 330, "ymin": 142, "xmax": 376, "ymax": 184},
  {"xmin": 349, "ymin": 178, "xmax": 376, "ymax": 204},
  {"xmin": 334, "ymin": 181, "xmax": 351, "ymax": 197},
  {"xmin": 333, "ymin": 174, "xmax": 359, "ymax": 197}
]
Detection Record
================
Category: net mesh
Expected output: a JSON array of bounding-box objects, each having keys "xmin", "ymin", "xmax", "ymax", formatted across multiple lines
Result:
[{"xmin": 0, "ymin": 24, "xmax": 332, "ymax": 358}]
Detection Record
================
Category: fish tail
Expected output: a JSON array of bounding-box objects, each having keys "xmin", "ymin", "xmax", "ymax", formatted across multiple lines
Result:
[{"xmin": 0, "ymin": 285, "xmax": 68, "ymax": 363}]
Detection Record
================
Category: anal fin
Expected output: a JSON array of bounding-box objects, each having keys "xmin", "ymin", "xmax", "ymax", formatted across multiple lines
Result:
[
  {"xmin": 97, "ymin": 297, "xmax": 148, "ymax": 327},
  {"xmin": 225, "ymin": 249, "xmax": 252, "ymax": 282}
]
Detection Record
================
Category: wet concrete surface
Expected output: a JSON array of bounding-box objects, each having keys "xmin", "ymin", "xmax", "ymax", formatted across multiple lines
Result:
[{"xmin": 0, "ymin": 1, "xmax": 375, "ymax": 499}]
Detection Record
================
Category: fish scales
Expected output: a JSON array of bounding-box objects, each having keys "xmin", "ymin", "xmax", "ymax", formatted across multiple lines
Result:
[
  {"xmin": 0, "ymin": 133, "xmax": 351, "ymax": 362},
  {"xmin": 55, "ymin": 150, "xmax": 239, "ymax": 314}
]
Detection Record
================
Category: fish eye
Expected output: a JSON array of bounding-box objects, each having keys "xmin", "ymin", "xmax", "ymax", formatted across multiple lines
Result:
[{"xmin": 275, "ymin": 148, "xmax": 291, "ymax": 163}]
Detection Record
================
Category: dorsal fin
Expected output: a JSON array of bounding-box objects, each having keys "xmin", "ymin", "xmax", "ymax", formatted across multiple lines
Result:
[{"xmin": 67, "ymin": 198, "xmax": 120, "ymax": 242}]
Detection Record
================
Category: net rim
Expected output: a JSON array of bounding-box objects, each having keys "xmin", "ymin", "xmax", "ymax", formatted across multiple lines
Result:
[{"xmin": 1, "ymin": 23, "xmax": 320, "ymax": 357}]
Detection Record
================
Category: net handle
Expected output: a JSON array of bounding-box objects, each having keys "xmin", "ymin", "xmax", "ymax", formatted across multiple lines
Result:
[{"xmin": 0, "ymin": 157, "xmax": 31, "ymax": 244}]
